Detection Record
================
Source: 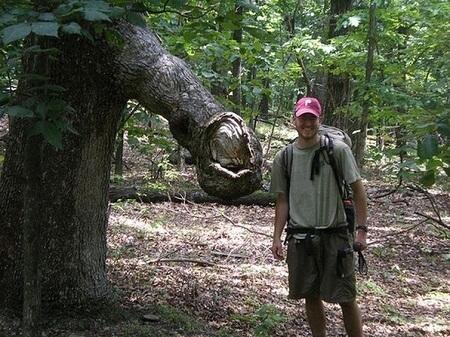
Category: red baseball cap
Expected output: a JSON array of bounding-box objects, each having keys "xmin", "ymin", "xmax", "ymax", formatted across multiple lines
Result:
[{"xmin": 293, "ymin": 97, "xmax": 321, "ymax": 117}]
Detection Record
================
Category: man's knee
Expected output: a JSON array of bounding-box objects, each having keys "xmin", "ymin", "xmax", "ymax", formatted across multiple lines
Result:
[
  {"xmin": 305, "ymin": 296, "xmax": 323, "ymax": 307},
  {"xmin": 339, "ymin": 299, "xmax": 357, "ymax": 311}
]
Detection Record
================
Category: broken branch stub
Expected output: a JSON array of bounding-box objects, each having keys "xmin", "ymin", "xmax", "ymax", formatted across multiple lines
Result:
[{"xmin": 197, "ymin": 112, "xmax": 262, "ymax": 199}]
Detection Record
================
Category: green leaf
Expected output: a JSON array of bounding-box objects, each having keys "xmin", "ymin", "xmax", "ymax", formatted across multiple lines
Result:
[
  {"xmin": 35, "ymin": 102, "xmax": 47, "ymax": 118},
  {"xmin": 0, "ymin": 93, "xmax": 10, "ymax": 106},
  {"xmin": 437, "ymin": 122, "xmax": 450, "ymax": 137},
  {"xmin": 54, "ymin": 4, "xmax": 74, "ymax": 16},
  {"xmin": 109, "ymin": 7, "xmax": 126, "ymax": 18},
  {"xmin": 81, "ymin": 29, "xmax": 94, "ymax": 42},
  {"xmin": 444, "ymin": 167, "xmax": 450, "ymax": 177},
  {"xmin": 30, "ymin": 121, "xmax": 63, "ymax": 149},
  {"xmin": 125, "ymin": 12, "xmax": 147, "ymax": 27},
  {"xmin": 244, "ymin": 26, "xmax": 266, "ymax": 39},
  {"xmin": 104, "ymin": 29, "xmax": 124, "ymax": 48},
  {"xmin": 31, "ymin": 22, "xmax": 59, "ymax": 37},
  {"xmin": 38, "ymin": 13, "xmax": 56, "ymax": 21},
  {"xmin": 169, "ymin": 0, "xmax": 188, "ymax": 8},
  {"xmin": 83, "ymin": 9, "xmax": 111, "ymax": 22},
  {"xmin": 2, "ymin": 23, "xmax": 31, "ymax": 44},
  {"xmin": 417, "ymin": 135, "xmax": 439, "ymax": 160},
  {"xmin": 348, "ymin": 16, "xmax": 362, "ymax": 27},
  {"xmin": 47, "ymin": 99, "xmax": 67, "ymax": 113},
  {"xmin": 61, "ymin": 22, "xmax": 82, "ymax": 35},
  {"xmin": 420, "ymin": 170, "xmax": 435, "ymax": 187},
  {"xmin": 85, "ymin": 0, "xmax": 110, "ymax": 11},
  {"xmin": 0, "ymin": 14, "xmax": 15, "ymax": 25},
  {"xmin": 6, "ymin": 105, "xmax": 34, "ymax": 118},
  {"xmin": 237, "ymin": 0, "xmax": 259, "ymax": 11}
]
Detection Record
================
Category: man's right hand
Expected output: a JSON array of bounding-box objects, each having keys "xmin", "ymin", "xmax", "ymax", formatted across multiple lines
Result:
[{"xmin": 271, "ymin": 238, "xmax": 284, "ymax": 260}]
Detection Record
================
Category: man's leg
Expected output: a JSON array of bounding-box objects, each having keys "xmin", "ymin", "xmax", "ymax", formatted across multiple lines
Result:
[
  {"xmin": 339, "ymin": 300, "xmax": 363, "ymax": 337},
  {"xmin": 305, "ymin": 296, "xmax": 326, "ymax": 337}
]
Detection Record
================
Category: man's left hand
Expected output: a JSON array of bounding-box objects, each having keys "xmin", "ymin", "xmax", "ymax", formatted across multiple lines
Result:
[{"xmin": 354, "ymin": 230, "xmax": 367, "ymax": 251}]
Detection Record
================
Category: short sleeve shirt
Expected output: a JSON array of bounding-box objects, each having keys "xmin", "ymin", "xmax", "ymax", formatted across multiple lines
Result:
[{"xmin": 270, "ymin": 139, "xmax": 361, "ymax": 229}]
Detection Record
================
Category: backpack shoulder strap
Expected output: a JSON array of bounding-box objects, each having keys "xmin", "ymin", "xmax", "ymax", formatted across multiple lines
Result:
[
  {"xmin": 323, "ymin": 134, "xmax": 351, "ymax": 198},
  {"xmin": 282, "ymin": 142, "xmax": 294, "ymax": 194},
  {"xmin": 324, "ymin": 135, "xmax": 343, "ymax": 197}
]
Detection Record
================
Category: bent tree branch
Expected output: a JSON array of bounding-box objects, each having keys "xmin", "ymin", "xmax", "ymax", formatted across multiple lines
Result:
[{"xmin": 114, "ymin": 22, "xmax": 263, "ymax": 199}]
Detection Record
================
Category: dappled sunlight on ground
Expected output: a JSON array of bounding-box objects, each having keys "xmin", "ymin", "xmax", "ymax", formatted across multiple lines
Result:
[{"xmin": 105, "ymin": 185, "xmax": 450, "ymax": 337}]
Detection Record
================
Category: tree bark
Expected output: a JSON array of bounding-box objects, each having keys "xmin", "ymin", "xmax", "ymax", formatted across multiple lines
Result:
[
  {"xmin": 108, "ymin": 185, "xmax": 275, "ymax": 206},
  {"xmin": 22, "ymin": 134, "xmax": 43, "ymax": 337},
  {"xmin": 0, "ymin": 34, "xmax": 125, "ymax": 308},
  {"xmin": 114, "ymin": 22, "xmax": 262, "ymax": 199},
  {"xmin": 230, "ymin": 2, "xmax": 243, "ymax": 114},
  {"xmin": 0, "ymin": 20, "xmax": 263, "ymax": 309},
  {"xmin": 355, "ymin": 2, "xmax": 376, "ymax": 168},
  {"xmin": 258, "ymin": 77, "xmax": 270, "ymax": 121},
  {"xmin": 114, "ymin": 128, "xmax": 125, "ymax": 176},
  {"xmin": 322, "ymin": 0, "xmax": 353, "ymax": 131}
]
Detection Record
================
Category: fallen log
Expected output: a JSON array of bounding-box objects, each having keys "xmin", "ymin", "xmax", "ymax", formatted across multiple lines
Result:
[{"xmin": 108, "ymin": 185, "xmax": 276, "ymax": 206}]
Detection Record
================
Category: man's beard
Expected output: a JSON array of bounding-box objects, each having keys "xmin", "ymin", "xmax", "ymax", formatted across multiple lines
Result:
[{"xmin": 299, "ymin": 128, "xmax": 318, "ymax": 140}]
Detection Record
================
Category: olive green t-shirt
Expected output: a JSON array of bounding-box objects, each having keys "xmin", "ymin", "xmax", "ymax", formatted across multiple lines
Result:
[{"xmin": 270, "ymin": 139, "xmax": 361, "ymax": 230}]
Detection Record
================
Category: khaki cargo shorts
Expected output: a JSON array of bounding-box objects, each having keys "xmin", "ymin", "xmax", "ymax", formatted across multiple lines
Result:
[{"xmin": 286, "ymin": 231, "xmax": 356, "ymax": 303}]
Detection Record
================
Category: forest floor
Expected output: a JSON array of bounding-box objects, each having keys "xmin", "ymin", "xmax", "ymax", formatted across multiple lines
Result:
[
  {"xmin": 0, "ymin": 120, "xmax": 449, "ymax": 337},
  {"xmin": 1, "ymin": 179, "xmax": 449, "ymax": 337},
  {"xmin": 102, "ymin": 172, "xmax": 450, "ymax": 337}
]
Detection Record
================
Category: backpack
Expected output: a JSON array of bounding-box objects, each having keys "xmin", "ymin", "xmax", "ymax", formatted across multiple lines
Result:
[{"xmin": 281, "ymin": 125, "xmax": 355, "ymax": 232}]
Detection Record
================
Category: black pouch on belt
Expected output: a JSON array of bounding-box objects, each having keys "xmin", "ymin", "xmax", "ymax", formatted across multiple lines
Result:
[{"xmin": 337, "ymin": 246, "xmax": 353, "ymax": 278}]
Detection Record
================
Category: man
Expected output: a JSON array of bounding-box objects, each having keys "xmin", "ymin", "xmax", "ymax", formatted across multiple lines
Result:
[{"xmin": 270, "ymin": 96, "xmax": 368, "ymax": 337}]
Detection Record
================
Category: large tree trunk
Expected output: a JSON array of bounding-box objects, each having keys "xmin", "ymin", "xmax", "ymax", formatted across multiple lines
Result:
[
  {"xmin": 322, "ymin": 0, "xmax": 353, "ymax": 131},
  {"xmin": 0, "ymin": 21, "xmax": 262, "ymax": 309},
  {"xmin": 0, "ymin": 35, "xmax": 127, "ymax": 308},
  {"xmin": 230, "ymin": 2, "xmax": 243, "ymax": 114},
  {"xmin": 354, "ymin": 2, "xmax": 377, "ymax": 167}
]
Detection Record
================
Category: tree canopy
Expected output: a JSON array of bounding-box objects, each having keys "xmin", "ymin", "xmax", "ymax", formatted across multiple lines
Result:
[{"xmin": 2, "ymin": 0, "xmax": 448, "ymax": 186}]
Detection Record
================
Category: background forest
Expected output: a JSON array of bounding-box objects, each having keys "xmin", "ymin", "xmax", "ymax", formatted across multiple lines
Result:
[
  {"xmin": 0, "ymin": 0, "xmax": 449, "ymax": 337},
  {"xmin": 122, "ymin": 0, "xmax": 449, "ymax": 186}
]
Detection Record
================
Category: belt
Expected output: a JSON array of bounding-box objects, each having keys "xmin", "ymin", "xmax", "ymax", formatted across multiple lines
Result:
[{"xmin": 284, "ymin": 225, "xmax": 348, "ymax": 244}]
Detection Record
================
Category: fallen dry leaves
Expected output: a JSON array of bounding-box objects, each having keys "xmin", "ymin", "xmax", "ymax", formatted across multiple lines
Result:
[{"xmin": 105, "ymin": 180, "xmax": 450, "ymax": 337}]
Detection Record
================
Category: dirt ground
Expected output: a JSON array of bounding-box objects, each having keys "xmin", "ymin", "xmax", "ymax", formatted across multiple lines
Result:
[{"xmin": 103, "ymin": 180, "xmax": 450, "ymax": 337}]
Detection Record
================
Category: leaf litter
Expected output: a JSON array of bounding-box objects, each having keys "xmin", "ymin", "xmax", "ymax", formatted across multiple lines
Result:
[{"xmin": 104, "ymin": 180, "xmax": 450, "ymax": 337}]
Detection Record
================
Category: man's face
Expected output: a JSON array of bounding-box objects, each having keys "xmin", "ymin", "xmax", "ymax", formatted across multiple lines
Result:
[{"xmin": 292, "ymin": 113, "xmax": 319, "ymax": 140}]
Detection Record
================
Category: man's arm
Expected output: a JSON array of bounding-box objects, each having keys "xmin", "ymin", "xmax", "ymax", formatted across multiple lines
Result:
[
  {"xmin": 350, "ymin": 179, "xmax": 368, "ymax": 251},
  {"xmin": 271, "ymin": 192, "xmax": 289, "ymax": 260}
]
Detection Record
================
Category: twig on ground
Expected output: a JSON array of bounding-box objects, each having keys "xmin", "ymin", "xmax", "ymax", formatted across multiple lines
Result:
[
  {"xmin": 367, "ymin": 220, "xmax": 426, "ymax": 246},
  {"xmin": 414, "ymin": 212, "xmax": 450, "ymax": 230},
  {"xmin": 160, "ymin": 204, "xmax": 221, "ymax": 219},
  {"xmin": 173, "ymin": 194, "xmax": 272, "ymax": 238},
  {"xmin": 369, "ymin": 241, "xmax": 443, "ymax": 252},
  {"xmin": 219, "ymin": 212, "xmax": 271, "ymax": 238},
  {"xmin": 408, "ymin": 184, "xmax": 449, "ymax": 230},
  {"xmin": 148, "ymin": 258, "xmax": 218, "ymax": 267},
  {"xmin": 371, "ymin": 179, "xmax": 403, "ymax": 199},
  {"xmin": 212, "ymin": 251, "xmax": 247, "ymax": 259}
]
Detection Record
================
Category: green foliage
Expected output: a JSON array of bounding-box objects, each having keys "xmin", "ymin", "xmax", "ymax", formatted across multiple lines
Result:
[
  {"xmin": 232, "ymin": 304, "xmax": 285, "ymax": 337},
  {"xmin": 358, "ymin": 279, "xmax": 386, "ymax": 296},
  {"xmin": 252, "ymin": 304, "xmax": 285, "ymax": 336},
  {"xmin": 1, "ymin": 0, "xmax": 449, "ymax": 186},
  {"xmin": 120, "ymin": 320, "xmax": 167, "ymax": 337},
  {"xmin": 382, "ymin": 303, "xmax": 408, "ymax": 324},
  {"xmin": 155, "ymin": 304, "xmax": 201, "ymax": 333},
  {"xmin": 0, "ymin": 0, "xmax": 147, "ymax": 149}
]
